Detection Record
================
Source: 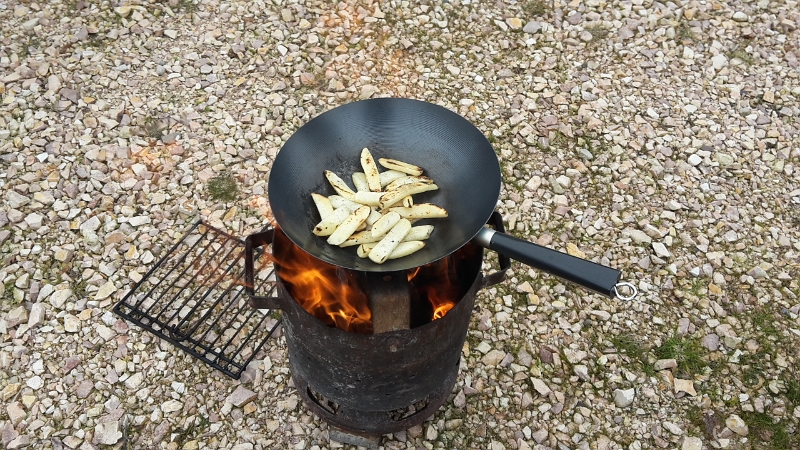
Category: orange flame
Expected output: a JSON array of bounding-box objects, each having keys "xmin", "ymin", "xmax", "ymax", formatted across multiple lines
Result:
[
  {"xmin": 271, "ymin": 230, "xmax": 372, "ymax": 334},
  {"xmin": 410, "ymin": 253, "xmax": 459, "ymax": 322}
]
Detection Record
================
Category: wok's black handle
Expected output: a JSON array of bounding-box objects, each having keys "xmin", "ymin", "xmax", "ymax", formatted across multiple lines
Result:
[
  {"xmin": 244, "ymin": 229, "xmax": 284, "ymax": 310},
  {"xmin": 476, "ymin": 229, "xmax": 621, "ymax": 297}
]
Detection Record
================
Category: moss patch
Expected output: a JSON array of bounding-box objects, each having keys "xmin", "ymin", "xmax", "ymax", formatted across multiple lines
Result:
[{"xmin": 207, "ymin": 173, "xmax": 239, "ymax": 202}]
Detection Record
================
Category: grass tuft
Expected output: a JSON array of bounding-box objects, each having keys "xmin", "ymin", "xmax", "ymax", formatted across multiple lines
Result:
[
  {"xmin": 676, "ymin": 22, "xmax": 695, "ymax": 41},
  {"xmin": 611, "ymin": 334, "xmax": 656, "ymax": 376},
  {"xmin": 653, "ymin": 334, "xmax": 707, "ymax": 378},
  {"xmin": 522, "ymin": 0, "xmax": 551, "ymax": 17},
  {"xmin": 585, "ymin": 25, "xmax": 610, "ymax": 42},
  {"xmin": 741, "ymin": 411, "xmax": 792, "ymax": 449},
  {"xmin": 207, "ymin": 173, "xmax": 239, "ymax": 202},
  {"xmin": 750, "ymin": 306, "xmax": 781, "ymax": 338},
  {"xmin": 142, "ymin": 116, "xmax": 166, "ymax": 140},
  {"xmin": 785, "ymin": 379, "xmax": 800, "ymax": 406},
  {"xmin": 728, "ymin": 47, "xmax": 754, "ymax": 65}
]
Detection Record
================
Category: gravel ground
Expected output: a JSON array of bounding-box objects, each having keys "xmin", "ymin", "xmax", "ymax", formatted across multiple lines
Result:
[{"xmin": 2, "ymin": 0, "xmax": 800, "ymax": 449}]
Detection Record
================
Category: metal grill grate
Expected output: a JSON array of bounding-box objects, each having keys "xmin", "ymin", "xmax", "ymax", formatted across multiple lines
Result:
[{"xmin": 113, "ymin": 221, "xmax": 281, "ymax": 379}]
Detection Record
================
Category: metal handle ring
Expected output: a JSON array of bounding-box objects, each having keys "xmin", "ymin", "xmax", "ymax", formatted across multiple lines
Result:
[{"xmin": 612, "ymin": 282, "xmax": 638, "ymax": 301}]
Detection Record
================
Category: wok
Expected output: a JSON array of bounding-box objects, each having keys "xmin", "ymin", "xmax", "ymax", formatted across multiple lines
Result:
[{"xmin": 267, "ymin": 98, "xmax": 635, "ymax": 299}]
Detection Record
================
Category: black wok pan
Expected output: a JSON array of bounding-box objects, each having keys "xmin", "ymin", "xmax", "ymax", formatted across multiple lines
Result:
[{"xmin": 266, "ymin": 98, "xmax": 634, "ymax": 299}]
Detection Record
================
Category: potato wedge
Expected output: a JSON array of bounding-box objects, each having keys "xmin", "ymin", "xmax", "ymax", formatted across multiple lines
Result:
[
  {"xmin": 365, "ymin": 207, "xmax": 382, "ymax": 227},
  {"xmin": 405, "ymin": 225, "xmax": 434, "ymax": 241},
  {"xmin": 358, "ymin": 240, "xmax": 424, "ymax": 259},
  {"xmin": 389, "ymin": 204, "xmax": 449, "ymax": 219},
  {"xmin": 328, "ymin": 195, "xmax": 361, "ymax": 211},
  {"xmin": 387, "ymin": 241, "xmax": 425, "ymax": 259},
  {"xmin": 353, "ymin": 191, "xmax": 384, "ymax": 207},
  {"xmin": 327, "ymin": 206, "xmax": 371, "ymax": 246},
  {"xmin": 357, "ymin": 243, "xmax": 373, "ymax": 258},
  {"xmin": 368, "ymin": 218, "xmax": 412, "ymax": 264},
  {"xmin": 371, "ymin": 211, "xmax": 401, "ymax": 237},
  {"xmin": 379, "ymin": 182, "xmax": 438, "ymax": 209},
  {"xmin": 313, "ymin": 207, "xmax": 353, "ymax": 236},
  {"xmin": 378, "ymin": 158, "xmax": 424, "ymax": 176},
  {"xmin": 402, "ymin": 196, "xmax": 413, "ymax": 207},
  {"xmin": 311, "ymin": 193, "xmax": 333, "ymax": 220},
  {"xmin": 379, "ymin": 170, "xmax": 406, "ymax": 186},
  {"xmin": 324, "ymin": 170, "xmax": 356, "ymax": 200},
  {"xmin": 360, "ymin": 148, "xmax": 382, "ymax": 192},
  {"xmin": 384, "ymin": 176, "xmax": 434, "ymax": 192},
  {"xmin": 340, "ymin": 230, "xmax": 385, "ymax": 247},
  {"xmin": 352, "ymin": 172, "xmax": 369, "ymax": 192}
]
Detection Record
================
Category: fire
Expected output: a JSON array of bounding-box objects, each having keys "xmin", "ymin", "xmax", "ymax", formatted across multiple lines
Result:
[
  {"xmin": 408, "ymin": 253, "xmax": 459, "ymax": 322},
  {"xmin": 432, "ymin": 303, "xmax": 455, "ymax": 320},
  {"xmin": 270, "ymin": 229, "xmax": 479, "ymax": 333},
  {"xmin": 271, "ymin": 230, "xmax": 373, "ymax": 334}
]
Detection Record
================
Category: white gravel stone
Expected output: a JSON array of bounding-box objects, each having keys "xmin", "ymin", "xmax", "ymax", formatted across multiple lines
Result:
[
  {"xmin": 94, "ymin": 421, "xmax": 123, "ymax": 445},
  {"xmin": 7, "ymin": 436, "xmax": 30, "ymax": 449},
  {"xmin": 732, "ymin": 11, "xmax": 749, "ymax": 21},
  {"xmin": 654, "ymin": 359, "xmax": 677, "ymax": 370},
  {"xmin": 716, "ymin": 153, "xmax": 734, "ymax": 166},
  {"xmin": 523, "ymin": 21, "xmax": 541, "ymax": 34},
  {"xmin": 6, "ymin": 190, "xmax": 30, "ymax": 208},
  {"xmin": 128, "ymin": 216, "xmax": 152, "ymax": 226},
  {"xmin": 481, "ymin": 349, "xmax": 506, "ymax": 366},
  {"xmin": 531, "ymin": 428, "xmax": 548, "ymax": 444},
  {"xmin": 6, "ymin": 402, "xmax": 26, "ymax": 425},
  {"xmin": 652, "ymin": 242, "xmax": 672, "ymax": 258},
  {"xmin": 674, "ymin": 379, "xmax": 697, "ymax": 396},
  {"xmin": 626, "ymin": 229, "xmax": 652, "ymax": 244},
  {"xmin": 24, "ymin": 212, "xmax": 44, "ymax": 229},
  {"xmin": 747, "ymin": 266, "xmax": 768, "ymax": 279},
  {"xmin": 711, "ymin": 54, "xmax": 728, "ymax": 70},
  {"xmin": 161, "ymin": 400, "xmax": 183, "ymax": 413},
  {"xmin": 26, "ymin": 376, "xmax": 44, "ymax": 390},
  {"xmin": 682, "ymin": 436, "xmax": 703, "ymax": 450},
  {"xmin": 94, "ymin": 281, "xmax": 117, "ymax": 300},
  {"xmin": 725, "ymin": 414, "xmax": 749, "ymax": 436},
  {"xmin": 48, "ymin": 287, "xmax": 73, "ymax": 309},
  {"xmin": 80, "ymin": 216, "xmax": 101, "ymax": 232},
  {"xmin": 64, "ymin": 314, "xmax": 80, "ymax": 333},
  {"xmin": 27, "ymin": 303, "xmax": 46, "ymax": 328},
  {"xmin": 573, "ymin": 364, "xmax": 590, "ymax": 381},
  {"xmin": 531, "ymin": 378, "xmax": 552, "ymax": 396},
  {"xmin": 613, "ymin": 388, "xmax": 635, "ymax": 407},
  {"xmin": 227, "ymin": 385, "xmax": 257, "ymax": 407},
  {"xmin": 475, "ymin": 341, "xmax": 492, "ymax": 354},
  {"xmin": 663, "ymin": 421, "xmax": 684, "ymax": 435},
  {"xmin": 96, "ymin": 325, "xmax": 116, "ymax": 341},
  {"xmin": 125, "ymin": 373, "xmax": 145, "ymax": 390},
  {"xmin": 5, "ymin": 306, "xmax": 28, "ymax": 327},
  {"xmin": 426, "ymin": 424, "xmax": 438, "ymax": 440}
]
